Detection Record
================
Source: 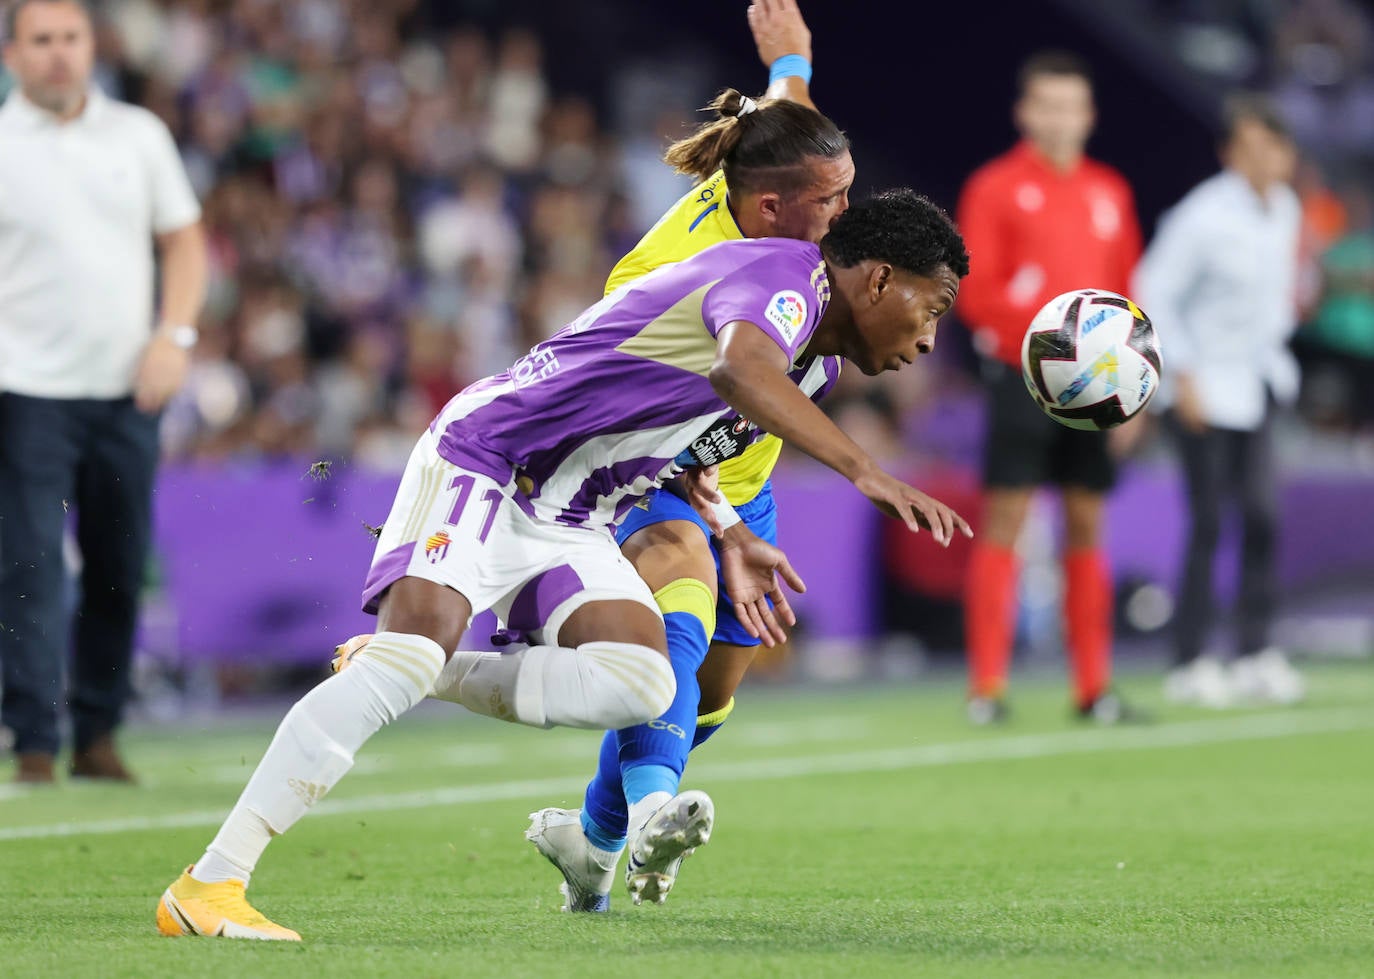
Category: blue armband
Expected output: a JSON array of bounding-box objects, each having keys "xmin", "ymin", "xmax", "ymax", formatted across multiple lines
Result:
[{"xmin": 769, "ymin": 54, "xmax": 812, "ymax": 86}]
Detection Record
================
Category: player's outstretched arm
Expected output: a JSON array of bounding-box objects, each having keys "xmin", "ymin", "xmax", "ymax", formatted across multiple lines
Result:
[
  {"xmin": 749, "ymin": 0, "xmax": 816, "ymax": 110},
  {"xmin": 710, "ymin": 322, "xmax": 973, "ymax": 545}
]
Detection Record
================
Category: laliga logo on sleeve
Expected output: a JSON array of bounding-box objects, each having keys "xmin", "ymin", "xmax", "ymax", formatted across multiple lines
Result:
[{"xmin": 764, "ymin": 290, "xmax": 807, "ymax": 344}]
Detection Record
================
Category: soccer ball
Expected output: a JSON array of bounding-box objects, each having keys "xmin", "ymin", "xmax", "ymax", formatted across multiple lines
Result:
[{"xmin": 1020, "ymin": 288, "xmax": 1162, "ymax": 431}]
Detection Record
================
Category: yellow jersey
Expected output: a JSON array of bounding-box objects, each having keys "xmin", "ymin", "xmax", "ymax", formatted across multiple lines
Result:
[{"xmin": 605, "ymin": 171, "xmax": 786, "ymax": 506}]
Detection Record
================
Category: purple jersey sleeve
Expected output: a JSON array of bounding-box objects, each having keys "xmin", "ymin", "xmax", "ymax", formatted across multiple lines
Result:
[{"xmin": 699, "ymin": 245, "xmax": 826, "ymax": 361}]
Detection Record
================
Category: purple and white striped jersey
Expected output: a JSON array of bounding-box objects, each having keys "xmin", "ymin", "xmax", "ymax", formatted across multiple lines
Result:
[{"xmin": 430, "ymin": 237, "xmax": 839, "ymax": 530}]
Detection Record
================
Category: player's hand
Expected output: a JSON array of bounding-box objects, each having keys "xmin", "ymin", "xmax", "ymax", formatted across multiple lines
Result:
[
  {"xmin": 717, "ymin": 525, "xmax": 806, "ymax": 648},
  {"xmin": 133, "ymin": 332, "xmax": 192, "ymax": 413},
  {"xmin": 682, "ymin": 465, "xmax": 725, "ymax": 535},
  {"xmin": 748, "ymin": 0, "xmax": 812, "ymax": 67},
  {"xmin": 852, "ymin": 466, "xmax": 974, "ymax": 546},
  {"xmin": 1173, "ymin": 375, "xmax": 1208, "ymax": 435}
]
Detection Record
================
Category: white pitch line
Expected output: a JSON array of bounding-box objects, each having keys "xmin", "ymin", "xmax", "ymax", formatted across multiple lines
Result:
[
  {"xmin": 0, "ymin": 707, "xmax": 1369, "ymax": 843},
  {"xmin": 732, "ymin": 716, "xmax": 874, "ymax": 747}
]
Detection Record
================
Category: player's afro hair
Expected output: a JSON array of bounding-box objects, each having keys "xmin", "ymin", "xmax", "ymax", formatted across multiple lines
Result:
[{"xmin": 821, "ymin": 189, "xmax": 970, "ymax": 280}]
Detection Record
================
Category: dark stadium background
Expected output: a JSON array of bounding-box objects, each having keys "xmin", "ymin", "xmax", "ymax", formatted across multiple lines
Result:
[{"xmin": 416, "ymin": 0, "xmax": 1221, "ymax": 233}]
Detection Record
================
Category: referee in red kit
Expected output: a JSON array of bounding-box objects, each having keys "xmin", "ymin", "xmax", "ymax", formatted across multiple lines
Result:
[{"xmin": 955, "ymin": 51, "xmax": 1143, "ymax": 724}]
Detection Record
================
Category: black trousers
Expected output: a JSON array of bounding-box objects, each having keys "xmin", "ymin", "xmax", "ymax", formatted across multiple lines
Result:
[
  {"xmin": 0, "ymin": 393, "xmax": 160, "ymax": 755},
  {"xmin": 1170, "ymin": 408, "xmax": 1279, "ymax": 666}
]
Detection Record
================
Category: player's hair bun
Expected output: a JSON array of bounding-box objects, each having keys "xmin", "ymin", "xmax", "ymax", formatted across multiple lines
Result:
[
  {"xmin": 662, "ymin": 87, "xmax": 846, "ymax": 185},
  {"xmin": 715, "ymin": 88, "xmax": 758, "ymax": 120}
]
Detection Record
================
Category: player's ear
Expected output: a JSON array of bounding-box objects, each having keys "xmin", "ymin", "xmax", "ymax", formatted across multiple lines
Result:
[
  {"xmin": 755, "ymin": 192, "xmax": 782, "ymax": 230},
  {"xmin": 868, "ymin": 263, "xmax": 893, "ymax": 305}
]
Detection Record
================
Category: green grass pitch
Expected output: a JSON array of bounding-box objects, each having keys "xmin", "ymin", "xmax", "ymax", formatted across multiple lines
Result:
[{"xmin": 2, "ymin": 662, "xmax": 1372, "ymax": 978}]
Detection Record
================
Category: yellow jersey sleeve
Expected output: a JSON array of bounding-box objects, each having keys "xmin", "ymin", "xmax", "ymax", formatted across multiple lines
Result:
[
  {"xmin": 716, "ymin": 436, "xmax": 785, "ymax": 504},
  {"xmin": 604, "ymin": 170, "xmax": 783, "ymax": 507},
  {"xmin": 605, "ymin": 171, "xmax": 743, "ymax": 296}
]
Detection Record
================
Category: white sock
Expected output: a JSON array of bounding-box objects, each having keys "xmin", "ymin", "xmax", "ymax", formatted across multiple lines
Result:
[
  {"xmin": 587, "ymin": 840, "xmax": 623, "ymax": 867},
  {"xmin": 627, "ymin": 791, "xmax": 674, "ymax": 839},
  {"xmin": 431, "ymin": 641, "xmax": 674, "ymax": 731},
  {"xmin": 191, "ymin": 632, "xmax": 445, "ymax": 885}
]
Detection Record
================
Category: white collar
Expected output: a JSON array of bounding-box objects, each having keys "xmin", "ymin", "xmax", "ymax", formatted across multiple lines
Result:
[
  {"xmin": 1, "ymin": 85, "xmax": 106, "ymax": 128},
  {"xmin": 1218, "ymin": 168, "xmax": 1285, "ymax": 211}
]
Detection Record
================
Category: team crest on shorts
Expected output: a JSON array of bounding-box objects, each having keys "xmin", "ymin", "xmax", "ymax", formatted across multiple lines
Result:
[
  {"xmin": 764, "ymin": 290, "xmax": 807, "ymax": 345},
  {"xmin": 425, "ymin": 530, "xmax": 452, "ymax": 563}
]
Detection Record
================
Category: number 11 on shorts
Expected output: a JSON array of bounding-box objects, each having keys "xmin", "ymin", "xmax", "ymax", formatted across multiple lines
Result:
[{"xmin": 446, "ymin": 474, "xmax": 502, "ymax": 544}]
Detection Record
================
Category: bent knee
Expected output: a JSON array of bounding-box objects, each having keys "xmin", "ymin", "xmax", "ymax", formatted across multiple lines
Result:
[
  {"xmin": 621, "ymin": 519, "xmax": 716, "ymax": 593},
  {"xmin": 584, "ymin": 641, "xmax": 677, "ymax": 728}
]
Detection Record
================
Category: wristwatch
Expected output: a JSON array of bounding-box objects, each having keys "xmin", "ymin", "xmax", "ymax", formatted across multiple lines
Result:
[{"xmin": 161, "ymin": 324, "xmax": 199, "ymax": 350}]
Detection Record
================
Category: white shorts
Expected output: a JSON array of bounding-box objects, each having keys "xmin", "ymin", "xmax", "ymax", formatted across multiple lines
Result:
[{"xmin": 361, "ymin": 430, "xmax": 658, "ymax": 644}]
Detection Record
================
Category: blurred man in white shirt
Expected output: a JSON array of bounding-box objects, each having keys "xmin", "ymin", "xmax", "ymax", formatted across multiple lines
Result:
[
  {"xmin": 1134, "ymin": 94, "xmax": 1305, "ymax": 708},
  {"xmin": 0, "ymin": 0, "xmax": 207, "ymax": 782}
]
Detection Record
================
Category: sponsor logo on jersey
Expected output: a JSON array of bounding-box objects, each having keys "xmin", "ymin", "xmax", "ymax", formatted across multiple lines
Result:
[
  {"xmin": 1090, "ymin": 193, "xmax": 1121, "ymax": 239},
  {"xmin": 1016, "ymin": 182, "xmax": 1045, "ymax": 212},
  {"xmin": 511, "ymin": 347, "xmax": 561, "ymax": 387},
  {"xmin": 425, "ymin": 530, "xmax": 452, "ymax": 563},
  {"xmin": 765, "ymin": 290, "xmax": 807, "ymax": 344},
  {"xmin": 683, "ymin": 415, "xmax": 757, "ymax": 467}
]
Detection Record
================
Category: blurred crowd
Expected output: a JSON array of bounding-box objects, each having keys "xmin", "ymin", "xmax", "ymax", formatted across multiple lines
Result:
[
  {"xmin": 0, "ymin": 0, "xmax": 694, "ymax": 468},
  {"xmin": 1, "ymin": 0, "xmax": 1372, "ymax": 465}
]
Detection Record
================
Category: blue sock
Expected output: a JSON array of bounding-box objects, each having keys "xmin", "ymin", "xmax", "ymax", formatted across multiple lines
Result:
[
  {"xmin": 583, "ymin": 695, "xmax": 735, "ymax": 850},
  {"xmin": 580, "ymin": 802, "xmax": 626, "ymax": 853},
  {"xmin": 616, "ymin": 582, "xmax": 714, "ymax": 780},
  {"xmin": 622, "ymin": 763, "xmax": 679, "ymax": 804},
  {"xmin": 581, "ymin": 578, "xmax": 715, "ymax": 839},
  {"xmin": 581, "ymin": 731, "xmax": 629, "ymax": 848}
]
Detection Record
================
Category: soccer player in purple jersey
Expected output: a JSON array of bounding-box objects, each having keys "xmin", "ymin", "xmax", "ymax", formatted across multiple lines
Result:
[
  {"xmin": 522, "ymin": 0, "xmax": 857, "ymax": 911},
  {"xmin": 330, "ymin": 0, "xmax": 850, "ymax": 911},
  {"xmin": 156, "ymin": 189, "xmax": 972, "ymax": 941}
]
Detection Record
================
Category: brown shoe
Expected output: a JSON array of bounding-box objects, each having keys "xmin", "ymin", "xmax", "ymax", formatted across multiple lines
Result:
[
  {"xmin": 70, "ymin": 735, "xmax": 137, "ymax": 783},
  {"xmin": 16, "ymin": 752, "xmax": 56, "ymax": 784}
]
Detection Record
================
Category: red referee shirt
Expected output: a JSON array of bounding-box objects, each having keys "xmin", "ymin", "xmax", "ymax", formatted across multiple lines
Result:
[{"xmin": 956, "ymin": 140, "xmax": 1142, "ymax": 367}]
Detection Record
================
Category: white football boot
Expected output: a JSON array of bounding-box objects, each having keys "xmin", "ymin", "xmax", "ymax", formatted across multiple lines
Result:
[
  {"xmin": 624, "ymin": 790, "xmax": 714, "ymax": 906},
  {"xmin": 525, "ymin": 808, "xmax": 616, "ymax": 912},
  {"xmin": 1163, "ymin": 656, "xmax": 1234, "ymax": 709},
  {"xmin": 1230, "ymin": 648, "xmax": 1306, "ymax": 705}
]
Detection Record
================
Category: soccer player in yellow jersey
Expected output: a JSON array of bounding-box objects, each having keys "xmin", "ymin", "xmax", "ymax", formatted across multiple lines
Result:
[{"xmin": 528, "ymin": 0, "xmax": 866, "ymax": 910}]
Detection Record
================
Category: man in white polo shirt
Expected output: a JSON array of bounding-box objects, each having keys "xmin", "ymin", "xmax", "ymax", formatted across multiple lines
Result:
[
  {"xmin": 1134, "ymin": 94, "xmax": 1305, "ymax": 710},
  {"xmin": 0, "ymin": 0, "xmax": 206, "ymax": 783}
]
